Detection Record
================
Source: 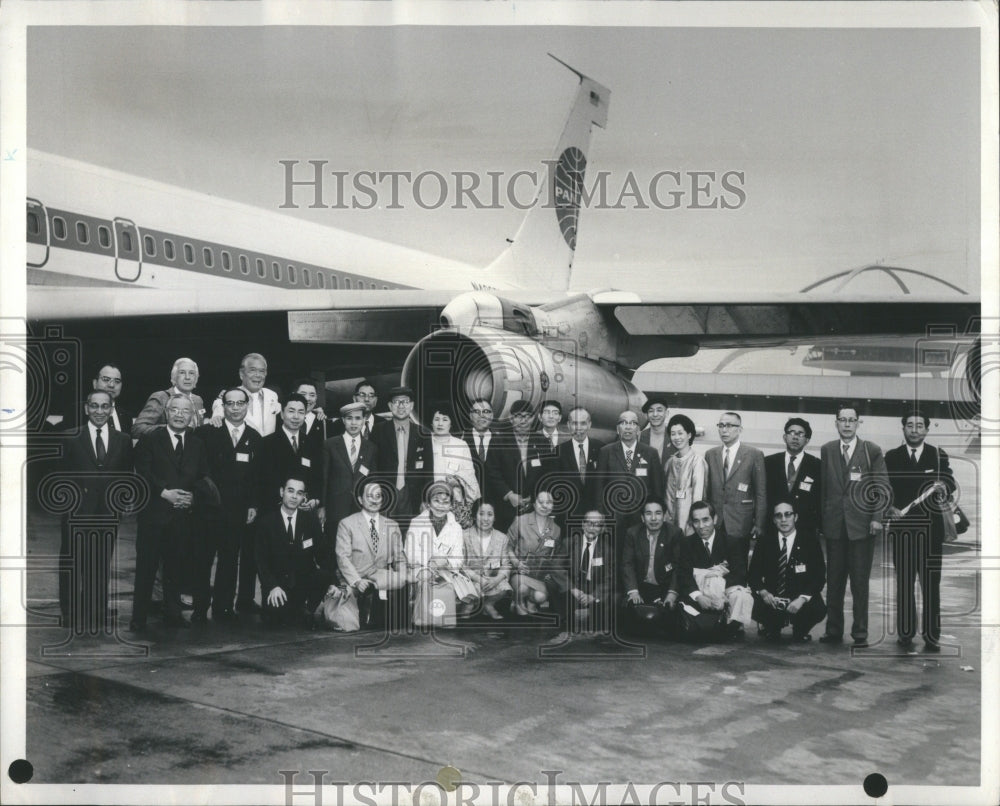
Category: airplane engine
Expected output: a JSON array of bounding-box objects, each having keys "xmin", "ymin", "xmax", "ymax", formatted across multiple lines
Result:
[{"xmin": 401, "ymin": 327, "xmax": 646, "ymax": 438}]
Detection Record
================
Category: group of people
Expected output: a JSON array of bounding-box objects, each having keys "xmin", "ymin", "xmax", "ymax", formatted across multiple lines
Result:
[{"xmin": 58, "ymin": 353, "xmax": 957, "ymax": 652}]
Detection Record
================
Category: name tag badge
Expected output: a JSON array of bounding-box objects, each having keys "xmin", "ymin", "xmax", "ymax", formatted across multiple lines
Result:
[
  {"xmin": 664, "ymin": 563, "xmax": 674, "ymax": 573},
  {"xmin": 359, "ymin": 464, "xmax": 369, "ymax": 476},
  {"xmin": 302, "ymin": 538, "xmax": 313, "ymax": 549},
  {"xmin": 235, "ymin": 452, "xmax": 250, "ymax": 463},
  {"xmin": 924, "ymin": 468, "xmax": 934, "ymax": 473},
  {"xmin": 803, "ymin": 476, "xmax": 814, "ymax": 484},
  {"xmin": 592, "ymin": 557, "xmax": 604, "ymax": 567},
  {"xmin": 636, "ymin": 468, "xmax": 648, "ymax": 477},
  {"xmin": 301, "ymin": 457, "xmax": 312, "ymax": 468},
  {"xmin": 676, "ymin": 489, "xmax": 686, "ymax": 499},
  {"xmin": 798, "ymin": 481, "xmax": 812, "ymax": 491},
  {"xmin": 415, "ymin": 460, "xmax": 424, "ymax": 469},
  {"xmin": 738, "ymin": 482, "xmax": 749, "ymax": 492},
  {"xmin": 850, "ymin": 470, "xmax": 862, "ymax": 482},
  {"xmin": 544, "ymin": 539, "xmax": 555, "ymax": 548},
  {"xmin": 530, "ymin": 458, "xmax": 542, "ymax": 467},
  {"xmin": 378, "ymin": 589, "xmax": 388, "ymax": 601},
  {"xmin": 795, "ymin": 563, "xmax": 807, "ymax": 574}
]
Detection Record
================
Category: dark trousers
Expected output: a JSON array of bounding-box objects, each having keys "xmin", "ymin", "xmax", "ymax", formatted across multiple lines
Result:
[
  {"xmin": 194, "ymin": 510, "xmax": 243, "ymax": 614},
  {"xmin": 752, "ymin": 593, "xmax": 827, "ymax": 637},
  {"xmin": 59, "ymin": 521, "xmax": 116, "ymax": 634},
  {"xmin": 355, "ymin": 585, "xmax": 409, "ymax": 632},
  {"xmin": 132, "ymin": 515, "xmax": 191, "ymax": 626},
  {"xmin": 261, "ymin": 567, "xmax": 332, "ymax": 625},
  {"xmin": 891, "ymin": 521, "xmax": 942, "ymax": 644},
  {"xmin": 234, "ymin": 514, "xmax": 258, "ymax": 608},
  {"xmin": 621, "ymin": 582, "xmax": 678, "ymax": 637},
  {"xmin": 824, "ymin": 532, "xmax": 876, "ymax": 641}
]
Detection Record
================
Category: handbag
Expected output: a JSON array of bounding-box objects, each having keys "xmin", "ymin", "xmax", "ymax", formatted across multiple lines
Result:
[
  {"xmin": 677, "ymin": 600, "xmax": 726, "ymax": 641},
  {"xmin": 450, "ymin": 572, "xmax": 479, "ymax": 604},
  {"xmin": 412, "ymin": 577, "xmax": 457, "ymax": 628},
  {"xmin": 935, "ymin": 450, "xmax": 968, "ymax": 539},
  {"xmin": 318, "ymin": 585, "xmax": 360, "ymax": 632}
]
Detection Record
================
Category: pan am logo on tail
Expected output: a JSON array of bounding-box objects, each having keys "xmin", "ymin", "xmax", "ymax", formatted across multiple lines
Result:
[{"xmin": 555, "ymin": 146, "xmax": 586, "ymax": 249}]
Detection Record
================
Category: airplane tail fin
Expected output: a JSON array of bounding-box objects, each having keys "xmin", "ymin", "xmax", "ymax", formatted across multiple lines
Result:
[{"xmin": 481, "ymin": 55, "xmax": 610, "ymax": 292}]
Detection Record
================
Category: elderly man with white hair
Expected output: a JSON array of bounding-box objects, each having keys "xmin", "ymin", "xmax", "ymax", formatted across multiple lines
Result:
[{"xmin": 131, "ymin": 357, "xmax": 206, "ymax": 439}]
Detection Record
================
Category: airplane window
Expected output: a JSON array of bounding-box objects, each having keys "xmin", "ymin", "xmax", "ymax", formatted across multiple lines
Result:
[
  {"xmin": 76, "ymin": 222, "xmax": 89, "ymax": 244},
  {"xmin": 184, "ymin": 243, "xmax": 194, "ymax": 264},
  {"xmin": 121, "ymin": 230, "xmax": 134, "ymax": 252},
  {"xmin": 239, "ymin": 254, "xmax": 249, "ymax": 275},
  {"xmin": 272, "ymin": 261, "xmax": 281, "ymax": 281},
  {"xmin": 27, "ymin": 211, "xmax": 40, "ymax": 236},
  {"xmin": 143, "ymin": 235, "xmax": 156, "ymax": 257},
  {"xmin": 383, "ymin": 285, "xmax": 389, "ymax": 290},
  {"xmin": 370, "ymin": 282, "xmax": 377, "ymax": 290},
  {"xmin": 329, "ymin": 274, "xmax": 338, "ymax": 289},
  {"xmin": 256, "ymin": 258, "xmax": 265, "ymax": 278},
  {"xmin": 163, "ymin": 238, "xmax": 175, "ymax": 260},
  {"xmin": 221, "ymin": 251, "xmax": 232, "ymax": 272},
  {"xmin": 53, "ymin": 216, "xmax": 67, "ymax": 240},
  {"xmin": 288, "ymin": 264, "xmax": 297, "ymax": 284},
  {"xmin": 316, "ymin": 272, "xmax": 324, "ymax": 289},
  {"xmin": 203, "ymin": 247, "xmax": 213, "ymax": 268},
  {"xmin": 99, "ymin": 226, "xmax": 112, "ymax": 248},
  {"xmin": 302, "ymin": 268, "xmax": 311, "ymax": 287},
  {"xmin": 344, "ymin": 278, "xmax": 352, "ymax": 289}
]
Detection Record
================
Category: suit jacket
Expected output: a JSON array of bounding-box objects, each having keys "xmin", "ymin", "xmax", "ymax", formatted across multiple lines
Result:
[
  {"xmin": 61, "ymin": 425, "xmax": 134, "ymax": 515},
  {"xmin": 765, "ymin": 451, "xmax": 822, "ymax": 534},
  {"xmin": 595, "ymin": 441, "xmax": 665, "ymax": 518},
  {"xmin": 747, "ymin": 526, "xmax": 826, "ymax": 600},
  {"xmin": 885, "ymin": 442, "xmax": 955, "ymax": 543},
  {"xmin": 554, "ymin": 437, "xmax": 605, "ymax": 518},
  {"xmin": 255, "ymin": 507, "xmax": 325, "ymax": 593},
  {"xmin": 322, "ymin": 434, "xmax": 379, "ymax": 527},
  {"xmin": 820, "ymin": 438, "xmax": 889, "ymax": 541},
  {"xmin": 211, "ymin": 386, "xmax": 281, "ymax": 436},
  {"xmin": 194, "ymin": 422, "xmax": 263, "ymax": 518},
  {"xmin": 705, "ymin": 443, "xmax": 767, "ymax": 541},
  {"xmin": 463, "ymin": 428, "xmax": 501, "ymax": 505},
  {"xmin": 537, "ymin": 426, "xmax": 572, "ymax": 455},
  {"xmin": 678, "ymin": 526, "xmax": 747, "ymax": 598},
  {"xmin": 106, "ymin": 405, "xmax": 133, "ymax": 436},
  {"xmin": 131, "ymin": 389, "xmax": 206, "ymax": 440},
  {"xmin": 335, "ymin": 510, "xmax": 407, "ymax": 586},
  {"xmin": 621, "ymin": 522, "xmax": 684, "ymax": 595},
  {"xmin": 373, "ymin": 417, "xmax": 430, "ymax": 510},
  {"xmin": 570, "ymin": 534, "xmax": 614, "ymax": 602},
  {"xmin": 259, "ymin": 428, "xmax": 323, "ymax": 509},
  {"xmin": 485, "ymin": 432, "xmax": 552, "ymax": 527},
  {"xmin": 133, "ymin": 427, "xmax": 210, "ymax": 531},
  {"xmin": 328, "ymin": 412, "xmax": 378, "ymax": 440}
]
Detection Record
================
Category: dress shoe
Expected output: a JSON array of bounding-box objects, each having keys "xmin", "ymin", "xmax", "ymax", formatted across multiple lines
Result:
[
  {"xmin": 190, "ymin": 611, "xmax": 208, "ymax": 624},
  {"xmin": 852, "ymin": 638, "xmax": 869, "ymax": 648},
  {"xmin": 213, "ymin": 608, "xmax": 235, "ymax": 622},
  {"xmin": 896, "ymin": 636, "xmax": 914, "ymax": 648},
  {"xmin": 761, "ymin": 630, "xmax": 782, "ymax": 643},
  {"xmin": 818, "ymin": 634, "xmax": 843, "ymax": 644},
  {"xmin": 726, "ymin": 622, "xmax": 745, "ymax": 640},
  {"xmin": 162, "ymin": 615, "xmax": 190, "ymax": 629},
  {"xmin": 923, "ymin": 641, "xmax": 941, "ymax": 653}
]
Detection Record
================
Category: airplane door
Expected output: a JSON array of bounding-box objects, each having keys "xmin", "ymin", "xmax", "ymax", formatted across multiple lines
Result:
[
  {"xmin": 26, "ymin": 198, "xmax": 50, "ymax": 268},
  {"xmin": 113, "ymin": 217, "xmax": 142, "ymax": 282}
]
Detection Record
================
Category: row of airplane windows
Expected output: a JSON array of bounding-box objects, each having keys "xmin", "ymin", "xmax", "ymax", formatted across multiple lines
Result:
[{"xmin": 28, "ymin": 209, "xmax": 393, "ymax": 290}]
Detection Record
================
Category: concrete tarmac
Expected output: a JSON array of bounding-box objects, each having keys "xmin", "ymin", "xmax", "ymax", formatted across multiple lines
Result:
[{"xmin": 18, "ymin": 512, "xmax": 983, "ymax": 789}]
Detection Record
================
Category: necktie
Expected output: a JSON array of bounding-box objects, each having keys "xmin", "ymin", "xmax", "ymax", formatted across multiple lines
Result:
[
  {"xmin": 286, "ymin": 516, "xmax": 294, "ymax": 543},
  {"xmin": 477, "ymin": 434, "xmax": 486, "ymax": 463},
  {"xmin": 625, "ymin": 448, "xmax": 633, "ymax": 472},
  {"xmin": 646, "ymin": 534, "xmax": 657, "ymax": 583},
  {"xmin": 787, "ymin": 456, "xmax": 796, "ymax": 490},
  {"xmin": 231, "ymin": 428, "xmax": 240, "ymax": 448},
  {"xmin": 842, "ymin": 443, "xmax": 850, "ymax": 467},
  {"xmin": 396, "ymin": 427, "xmax": 406, "ymax": 489},
  {"xmin": 551, "ymin": 432, "xmax": 558, "ymax": 449},
  {"xmin": 95, "ymin": 427, "xmax": 107, "ymax": 465},
  {"xmin": 108, "ymin": 411, "xmax": 118, "ymax": 431},
  {"xmin": 582, "ymin": 541, "xmax": 592, "ymax": 581},
  {"xmin": 291, "ymin": 434, "xmax": 299, "ymax": 456},
  {"xmin": 174, "ymin": 433, "xmax": 184, "ymax": 460},
  {"xmin": 910, "ymin": 448, "xmax": 918, "ymax": 465},
  {"xmin": 350, "ymin": 438, "xmax": 358, "ymax": 464},
  {"xmin": 249, "ymin": 392, "xmax": 255, "ymax": 418},
  {"xmin": 723, "ymin": 448, "xmax": 731, "ymax": 477},
  {"xmin": 370, "ymin": 517, "xmax": 379, "ymax": 554},
  {"xmin": 578, "ymin": 443, "xmax": 587, "ymax": 479},
  {"xmin": 777, "ymin": 536, "xmax": 788, "ymax": 596},
  {"xmin": 702, "ymin": 538, "xmax": 711, "ymax": 556},
  {"xmin": 362, "ymin": 421, "xmax": 370, "ymax": 440}
]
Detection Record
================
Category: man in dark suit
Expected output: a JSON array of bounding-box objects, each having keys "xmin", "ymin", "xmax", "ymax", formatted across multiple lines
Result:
[
  {"xmin": 537, "ymin": 399, "xmax": 571, "ymax": 454},
  {"xmin": 621, "ymin": 498, "xmax": 684, "ymax": 635},
  {"xmin": 255, "ymin": 476, "xmax": 332, "ymax": 627},
  {"xmin": 818, "ymin": 403, "xmax": 890, "ymax": 648},
  {"xmin": 192, "ymin": 387, "xmax": 263, "ymax": 622},
  {"xmin": 259, "ymin": 393, "xmax": 322, "ymax": 516},
  {"xmin": 596, "ymin": 410, "xmax": 665, "ymax": 558},
  {"xmin": 765, "ymin": 417, "xmax": 822, "ymax": 535},
  {"xmin": 130, "ymin": 394, "xmax": 210, "ymax": 631},
  {"xmin": 678, "ymin": 500, "xmax": 754, "ymax": 638},
  {"xmin": 885, "ymin": 410, "xmax": 955, "ymax": 652},
  {"xmin": 553, "ymin": 407, "xmax": 604, "ymax": 525},
  {"xmin": 321, "ymin": 401, "xmax": 378, "ymax": 555},
  {"xmin": 638, "ymin": 395, "xmax": 677, "ymax": 470},
  {"xmin": 372, "ymin": 386, "xmax": 428, "ymax": 532},
  {"xmin": 289, "ymin": 378, "xmax": 329, "ymax": 455},
  {"xmin": 59, "ymin": 389, "xmax": 134, "ymax": 634},
  {"xmin": 705, "ymin": 411, "xmax": 767, "ymax": 559},
  {"xmin": 485, "ymin": 400, "xmax": 551, "ymax": 532},
  {"xmin": 748, "ymin": 498, "xmax": 827, "ymax": 642},
  {"xmin": 566, "ymin": 510, "xmax": 615, "ymax": 635},
  {"xmin": 328, "ymin": 379, "xmax": 379, "ymax": 440},
  {"xmin": 92, "ymin": 363, "xmax": 132, "ymax": 435},
  {"xmin": 462, "ymin": 397, "xmax": 501, "ymax": 508},
  {"xmin": 131, "ymin": 357, "xmax": 206, "ymax": 439}
]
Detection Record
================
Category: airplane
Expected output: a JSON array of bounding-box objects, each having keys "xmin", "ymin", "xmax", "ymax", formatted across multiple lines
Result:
[{"xmin": 22, "ymin": 56, "xmax": 980, "ymax": 442}]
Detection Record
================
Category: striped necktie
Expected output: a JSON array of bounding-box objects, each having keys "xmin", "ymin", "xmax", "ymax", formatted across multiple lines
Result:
[{"xmin": 776, "ymin": 537, "xmax": 789, "ymax": 596}]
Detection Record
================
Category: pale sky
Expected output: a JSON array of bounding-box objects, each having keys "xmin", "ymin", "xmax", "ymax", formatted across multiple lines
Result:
[{"xmin": 27, "ymin": 23, "xmax": 981, "ymax": 297}]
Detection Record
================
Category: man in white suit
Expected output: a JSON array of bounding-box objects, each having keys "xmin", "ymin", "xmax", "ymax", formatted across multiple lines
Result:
[{"xmin": 209, "ymin": 352, "xmax": 281, "ymax": 437}]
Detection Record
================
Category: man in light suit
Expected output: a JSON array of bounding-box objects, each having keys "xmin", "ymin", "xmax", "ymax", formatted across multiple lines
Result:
[
  {"xmin": 885, "ymin": 410, "xmax": 955, "ymax": 652},
  {"xmin": 336, "ymin": 481, "xmax": 409, "ymax": 630},
  {"xmin": 554, "ymin": 407, "xmax": 604, "ymax": 525},
  {"xmin": 765, "ymin": 417, "xmax": 822, "ymax": 536},
  {"xmin": 92, "ymin": 363, "xmax": 133, "ymax": 435},
  {"xmin": 131, "ymin": 357, "xmax": 206, "ymax": 439},
  {"xmin": 748, "ymin": 498, "xmax": 827, "ymax": 642},
  {"xmin": 321, "ymin": 401, "xmax": 379, "ymax": 554},
  {"xmin": 59, "ymin": 389, "xmax": 134, "ymax": 634},
  {"xmin": 819, "ymin": 403, "xmax": 890, "ymax": 648},
  {"xmin": 705, "ymin": 411, "xmax": 767, "ymax": 559},
  {"xmin": 208, "ymin": 352, "xmax": 281, "ymax": 437}
]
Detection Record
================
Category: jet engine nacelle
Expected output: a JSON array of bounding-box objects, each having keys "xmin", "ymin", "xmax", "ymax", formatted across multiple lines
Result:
[{"xmin": 401, "ymin": 327, "xmax": 646, "ymax": 440}]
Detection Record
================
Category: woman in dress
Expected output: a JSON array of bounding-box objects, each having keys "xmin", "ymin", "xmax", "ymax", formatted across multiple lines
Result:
[
  {"xmin": 505, "ymin": 490, "xmax": 566, "ymax": 615},
  {"xmin": 664, "ymin": 413, "xmax": 707, "ymax": 535},
  {"xmin": 427, "ymin": 402, "xmax": 480, "ymax": 527},
  {"xmin": 405, "ymin": 480, "xmax": 477, "ymax": 625},
  {"xmin": 462, "ymin": 500, "xmax": 513, "ymax": 620}
]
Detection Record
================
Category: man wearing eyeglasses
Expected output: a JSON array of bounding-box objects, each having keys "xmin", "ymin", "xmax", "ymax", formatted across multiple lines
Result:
[
  {"xmin": 486, "ymin": 400, "xmax": 551, "ymax": 532},
  {"xmin": 92, "ymin": 364, "xmax": 132, "ymax": 434},
  {"xmin": 131, "ymin": 357, "xmax": 206, "ymax": 439},
  {"xmin": 192, "ymin": 387, "xmax": 263, "ymax": 622},
  {"xmin": 818, "ymin": 403, "xmax": 889, "ymax": 648},
  {"xmin": 462, "ymin": 398, "xmax": 500, "ymax": 510},
  {"xmin": 555, "ymin": 407, "xmax": 605, "ymax": 525},
  {"xmin": 765, "ymin": 418, "xmax": 822, "ymax": 536},
  {"xmin": 373, "ymin": 386, "xmax": 428, "ymax": 532},
  {"xmin": 208, "ymin": 353, "xmax": 281, "ymax": 437},
  {"xmin": 747, "ymin": 499, "xmax": 827, "ymax": 642},
  {"xmin": 705, "ymin": 412, "xmax": 767, "ymax": 559},
  {"xmin": 329, "ymin": 380, "xmax": 379, "ymax": 440}
]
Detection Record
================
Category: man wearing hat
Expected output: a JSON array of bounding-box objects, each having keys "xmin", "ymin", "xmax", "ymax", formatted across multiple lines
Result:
[
  {"xmin": 373, "ymin": 385, "xmax": 429, "ymax": 533},
  {"xmin": 321, "ymin": 401, "xmax": 379, "ymax": 550},
  {"xmin": 639, "ymin": 395, "xmax": 678, "ymax": 469},
  {"xmin": 485, "ymin": 400, "xmax": 552, "ymax": 532}
]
